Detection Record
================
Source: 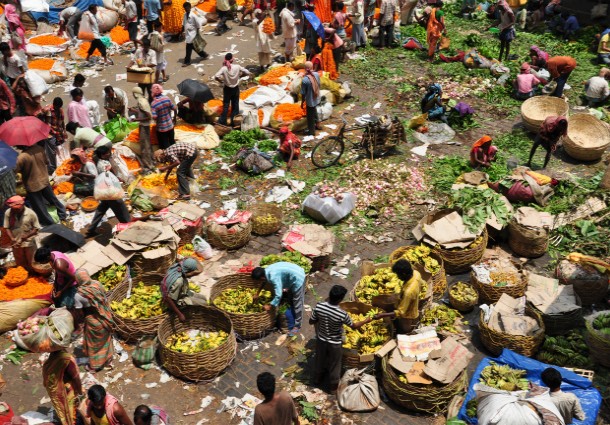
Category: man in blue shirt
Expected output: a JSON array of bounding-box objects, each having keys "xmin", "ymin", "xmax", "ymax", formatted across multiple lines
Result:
[
  {"xmin": 300, "ymin": 61, "xmax": 321, "ymax": 136},
  {"xmin": 253, "ymin": 262, "xmax": 306, "ymax": 337},
  {"xmin": 144, "ymin": 0, "xmax": 162, "ymax": 33}
]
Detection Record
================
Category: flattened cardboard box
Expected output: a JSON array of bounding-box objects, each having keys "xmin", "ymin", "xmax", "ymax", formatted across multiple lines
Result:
[{"xmin": 423, "ymin": 336, "xmax": 473, "ymax": 384}]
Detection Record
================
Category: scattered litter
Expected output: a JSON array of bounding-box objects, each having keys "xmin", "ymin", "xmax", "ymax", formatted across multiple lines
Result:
[
  {"xmin": 265, "ymin": 170, "xmax": 286, "ymax": 179},
  {"xmin": 373, "ymin": 102, "xmax": 382, "ymax": 109},
  {"xmin": 159, "ymin": 372, "xmax": 172, "ymax": 383},
  {"xmin": 105, "ymin": 372, "xmax": 123, "ymax": 383},
  {"xmin": 275, "ymin": 334, "xmax": 288, "ymax": 345},
  {"xmin": 145, "ymin": 382, "xmax": 158, "ymax": 388},
  {"xmin": 325, "ymin": 124, "xmax": 337, "ymax": 130},
  {"xmin": 201, "ymin": 396, "xmax": 215, "ymax": 409},
  {"xmin": 302, "ymin": 135, "xmax": 315, "ymax": 142},
  {"xmin": 220, "ymin": 188, "xmax": 238, "ymax": 195},
  {"xmin": 222, "ymin": 199, "xmax": 239, "ymax": 210},
  {"xmin": 315, "ymin": 132, "xmax": 329, "ymax": 140},
  {"xmin": 39, "ymin": 396, "xmax": 51, "ymax": 404},
  {"xmin": 330, "ymin": 267, "xmax": 350, "ymax": 278},
  {"xmin": 411, "ymin": 143, "xmax": 429, "ymax": 157},
  {"xmin": 141, "ymin": 393, "xmax": 150, "ymax": 400}
]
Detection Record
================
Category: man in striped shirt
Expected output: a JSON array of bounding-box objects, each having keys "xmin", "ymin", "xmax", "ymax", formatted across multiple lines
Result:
[
  {"xmin": 154, "ymin": 142, "xmax": 198, "ymax": 200},
  {"xmin": 309, "ymin": 285, "xmax": 374, "ymax": 392},
  {"xmin": 150, "ymin": 84, "xmax": 177, "ymax": 149}
]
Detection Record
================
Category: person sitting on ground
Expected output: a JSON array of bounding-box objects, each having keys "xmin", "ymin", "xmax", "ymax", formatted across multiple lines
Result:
[
  {"xmin": 526, "ymin": 115, "xmax": 567, "ymax": 169},
  {"xmin": 470, "ymin": 135, "xmax": 498, "ymax": 168},
  {"xmin": 421, "ymin": 83, "xmax": 447, "ymax": 123},
  {"xmin": 85, "ymin": 385, "xmax": 134, "ymax": 425},
  {"xmin": 68, "ymin": 88, "xmax": 92, "ymax": 128},
  {"xmin": 153, "ymin": 142, "xmax": 198, "ymax": 200},
  {"xmin": 133, "ymin": 405, "xmax": 169, "ymax": 425},
  {"xmin": 177, "ymin": 97, "xmax": 204, "ymax": 124},
  {"xmin": 514, "ymin": 62, "xmax": 541, "ymax": 100},
  {"xmin": 66, "ymin": 121, "xmax": 112, "ymax": 149},
  {"xmin": 103, "ymin": 86, "xmax": 127, "ymax": 120},
  {"xmin": 559, "ymin": 11, "xmax": 579, "ymax": 40},
  {"xmin": 69, "ymin": 148, "xmax": 97, "ymax": 194},
  {"xmin": 541, "ymin": 367, "xmax": 585, "ymax": 424},
  {"xmin": 585, "ymin": 67, "xmax": 610, "ymax": 106},
  {"xmin": 161, "ymin": 257, "xmax": 207, "ymax": 322},
  {"xmin": 310, "ymin": 44, "xmax": 323, "ymax": 72},
  {"xmin": 253, "ymin": 372, "xmax": 300, "ymax": 425},
  {"xmin": 278, "ymin": 126, "xmax": 302, "ymax": 169}
]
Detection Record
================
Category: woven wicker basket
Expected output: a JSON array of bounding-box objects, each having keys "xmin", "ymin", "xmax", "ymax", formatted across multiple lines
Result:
[
  {"xmin": 471, "ymin": 261, "xmax": 527, "ymax": 305},
  {"xmin": 520, "ymin": 96, "xmax": 569, "ymax": 132},
  {"xmin": 214, "ymin": 123, "xmax": 234, "ymax": 138},
  {"xmin": 448, "ymin": 282, "xmax": 479, "ymax": 312},
  {"xmin": 508, "ymin": 219, "xmax": 549, "ymax": 258},
  {"xmin": 381, "ymin": 357, "xmax": 468, "ymax": 414},
  {"xmin": 434, "ymin": 228, "xmax": 488, "ymax": 275},
  {"xmin": 210, "ymin": 273, "xmax": 277, "ymax": 340},
  {"xmin": 130, "ymin": 246, "xmax": 177, "ymax": 281},
  {"xmin": 529, "ymin": 295, "xmax": 583, "ymax": 336},
  {"xmin": 340, "ymin": 301, "xmax": 394, "ymax": 370},
  {"xmin": 556, "ymin": 260, "xmax": 609, "ymax": 306},
  {"xmin": 177, "ymin": 219, "xmax": 203, "ymax": 247},
  {"xmin": 389, "ymin": 246, "xmax": 447, "ymax": 299},
  {"xmin": 563, "ymin": 114, "xmax": 610, "ymax": 161},
  {"xmin": 108, "ymin": 279, "xmax": 168, "ymax": 342},
  {"xmin": 251, "ymin": 203, "xmax": 283, "ymax": 236},
  {"xmin": 478, "ymin": 305, "xmax": 545, "ymax": 357},
  {"xmin": 158, "ymin": 306, "xmax": 237, "ymax": 382},
  {"xmin": 205, "ymin": 222, "xmax": 252, "ymax": 250},
  {"xmin": 585, "ymin": 311, "xmax": 610, "ymax": 367}
]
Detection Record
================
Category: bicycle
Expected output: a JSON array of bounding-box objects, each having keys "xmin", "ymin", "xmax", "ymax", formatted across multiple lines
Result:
[{"xmin": 310, "ymin": 114, "xmax": 406, "ymax": 168}]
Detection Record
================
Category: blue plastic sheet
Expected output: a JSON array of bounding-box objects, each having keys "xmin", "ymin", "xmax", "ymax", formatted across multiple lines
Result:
[
  {"xmin": 30, "ymin": 0, "xmax": 102, "ymax": 24},
  {"xmin": 458, "ymin": 349, "xmax": 602, "ymax": 425}
]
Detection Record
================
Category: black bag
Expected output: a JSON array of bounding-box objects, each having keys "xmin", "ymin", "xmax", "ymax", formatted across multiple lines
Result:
[{"xmin": 235, "ymin": 149, "xmax": 274, "ymax": 174}]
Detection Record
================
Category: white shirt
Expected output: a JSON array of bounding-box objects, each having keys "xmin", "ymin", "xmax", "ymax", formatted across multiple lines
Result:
[
  {"xmin": 0, "ymin": 54, "xmax": 25, "ymax": 79},
  {"xmin": 253, "ymin": 19, "xmax": 272, "ymax": 54},
  {"xmin": 60, "ymin": 6, "xmax": 79, "ymax": 23},
  {"xmin": 182, "ymin": 11, "xmax": 202, "ymax": 43},
  {"xmin": 132, "ymin": 48, "xmax": 157, "ymax": 66},
  {"xmin": 214, "ymin": 64, "xmax": 251, "ymax": 88},
  {"xmin": 351, "ymin": 0, "xmax": 364, "ymax": 24},
  {"xmin": 84, "ymin": 11, "xmax": 101, "ymax": 39},
  {"xmin": 149, "ymin": 30, "xmax": 165, "ymax": 62},
  {"xmin": 125, "ymin": 0, "xmax": 137, "ymax": 22},
  {"xmin": 74, "ymin": 127, "xmax": 111, "ymax": 148},
  {"xmin": 280, "ymin": 8, "xmax": 297, "ymax": 39},
  {"xmin": 586, "ymin": 76, "xmax": 610, "ymax": 99}
]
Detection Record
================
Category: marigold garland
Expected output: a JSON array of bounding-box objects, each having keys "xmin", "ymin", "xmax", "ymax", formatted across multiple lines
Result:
[
  {"xmin": 322, "ymin": 43, "xmax": 339, "ymax": 80},
  {"xmin": 1, "ymin": 266, "xmax": 29, "ymax": 288},
  {"xmin": 314, "ymin": 0, "xmax": 333, "ymax": 23},
  {"xmin": 197, "ymin": 0, "xmax": 216, "ymax": 13},
  {"xmin": 262, "ymin": 16, "xmax": 275, "ymax": 34},
  {"xmin": 161, "ymin": 0, "xmax": 185, "ymax": 34},
  {"xmin": 55, "ymin": 159, "xmax": 81, "ymax": 176},
  {"xmin": 258, "ymin": 109, "xmax": 264, "ymax": 125},
  {"xmin": 273, "ymin": 103, "xmax": 306, "ymax": 122},
  {"xmin": 125, "ymin": 124, "xmax": 159, "ymax": 145},
  {"xmin": 77, "ymin": 42, "xmax": 100, "ymax": 58},
  {"xmin": 0, "ymin": 276, "xmax": 52, "ymax": 301},
  {"xmin": 53, "ymin": 181, "xmax": 74, "ymax": 195},
  {"xmin": 109, "ymin": 26, "xmax": 130, "ymax": 45},
  {"xmin": 120, "ymin": 155, "xmax": 140, "ymax": 170},
  {"xmin": 259, "ymin": 65, "xmax": 294, "ymax": 86},
  {"xmin": 28, "ymin": 58, "xmax": 56, "ymax": 70},
  {"xmin": 29, "ymin": 34, "xmax": 67, "ymax": 46}
]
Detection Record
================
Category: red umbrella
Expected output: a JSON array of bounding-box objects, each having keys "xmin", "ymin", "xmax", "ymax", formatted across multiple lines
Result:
[{"xmin": 0, "ymin": 116, "xmax": 50, "ymax": 147}]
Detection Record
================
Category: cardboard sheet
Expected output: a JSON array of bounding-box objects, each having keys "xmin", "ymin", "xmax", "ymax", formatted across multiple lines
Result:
[
  {"xmin": 424, "ymin": 337, "xmax": 474, "ymax": 384},
  {"xmin": 526, "ymin": 273, "xmax": 581, "ymax": 314}
]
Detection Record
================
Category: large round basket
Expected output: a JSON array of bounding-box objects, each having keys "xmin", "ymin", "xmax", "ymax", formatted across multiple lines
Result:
[
  {"xmin": 508, "ymin": 219, "xmax": 549, "ymax": 258},
  {"xmin": 340, "ymin": 301, "xmax": 394, "ymax": 370},
  {"xmin": 471, "ymin": 260, "xmax": 527, "ymax": 305},
  {"xmin": 108, "ymin": 279, "xmax": 168, "ymax": 342},
  {"xmin": 433, "ymin": 229, "xmax": 488, "ymax": 275},
  {"xmin": 389, "ymin": 246, "xmax": 447, "ymax": 299},
  {"xmin": 448, "ymin": 282, "xmax": 479, "ymax": 312},
  {"xmin": 177, "ymin": 219, "xmax": 203, "ymax": 247},
  {"xmin": 478, "ymin": 305, "xmax": 545, "ymax": 357},
  {"xmin": 209, "ymin": 273, "xmax": 276, "ymax": 340},
  {"xmin": 585, "ymin": 311, "xmax": 610, "ymax": 367},
  {"xmin": 520, "ymin": 96, "xmax": 569, "ymax": 133},
  {"xmin": 529, "ymin": 295, "xmax": 582, "ymax": 336},
  {"xmin": 563, "ymin": 114, "xmax": 610, "ymax": 161},
  {"xmin": 158, "ymin": 306, "xmax": 237, "ymax": 382},
  {"xmin": 381, "ymin": 356, "xmax": 468, "ymax": 414},
  {"xmin": 130, "ymin": 246, "xmax": 176, "ymax": 282},
  {"xmin": 556, "ymin": 260, "xmax": 609, "ymax": 306},
  {"xmin": 251, "ymin": 203, "xmax": 283, "ymax": 236},
  {"xmin": 205, "ymin": 222, "xmax": 252, "ymax": 250}
]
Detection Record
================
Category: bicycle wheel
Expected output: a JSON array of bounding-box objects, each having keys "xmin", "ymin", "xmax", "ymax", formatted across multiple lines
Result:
[{"xmin": 311, "ymin": 136, "xmax": 345, "ymax": 168}]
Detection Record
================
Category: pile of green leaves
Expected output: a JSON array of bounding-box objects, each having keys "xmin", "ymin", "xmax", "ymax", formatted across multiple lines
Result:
[
  {"xmin": 260, "ymin": 251, "xmax": 312, "ymax": 273},
  {"xmin": 257, "ymin": 139, "xmax": 279, "ymax": 152},
  {"xmin": 216, "ymin": 129, "xmax": 268, "ymax": 158},
  {"xmin": 542, "ymin": 173, "xmax": 604, "ymax": 215},
  {"xmin": 429, "ymin": 156, "xmax": 472, "ymax": 194},
  {"xmin": 450, "ymin": 187, "xmax": 513, "ymax": 232},
  {"xmin": 549, "ymin": 218, "xmax": 610, "ymax": 259}
]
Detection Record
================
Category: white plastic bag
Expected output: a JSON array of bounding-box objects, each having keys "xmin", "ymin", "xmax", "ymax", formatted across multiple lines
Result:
[
  {"xmin": 13, "ymin": 308, "xmax": 74, "ymax": 353},
  {"xmin": 192, "ymin": 235, "xmax": 214, "ymax": 259},
  {"xmin": 94, "ymin": 171, "xmax": 124, "ymax": 201},
  {"xmin": 24, "ymin": 70, "xmax": 49, "ymax": 97},
  {"xmin": 302, "ymin": 192, "xmax": 356, "ymax": 225},
  {"xmin": 337, "ymin": 369, "xmax": 380, "ymax": 412},
  {"xmin": 110, "ymin": 151, "xmax": 134, "ymax": 184},
  {"xmin": 316, "ymin": 99, "xmax": 333, "ymax": 122},
  {"xmin": 241, "ymin": 110, "xmax": 260, "ymax": 132},
  {"xmin": 87, "ymin": 100, "xmax": 101, "ymax": 127}
]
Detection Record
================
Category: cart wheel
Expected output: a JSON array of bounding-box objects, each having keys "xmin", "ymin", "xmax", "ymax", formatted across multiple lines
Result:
[{"xmin": 311, "ymin": 136, "xmax": 345, "ymax": 168}]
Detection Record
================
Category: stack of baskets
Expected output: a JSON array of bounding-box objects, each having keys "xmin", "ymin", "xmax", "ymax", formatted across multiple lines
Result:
[
  {"xmin": 209, "ymin": 273, "xmax": 276, "ymax": 340},
  {"xmin": 108, "ymin": 279, "xmax": 168, "ymax": 342},
  {"xmin": 158, "ymin": 306, "xmax": 237, "ymax": 381},
  {"xmin": 585, "ymin": 311, "xmax": 610, "ymax": 367},
  {"xmin": 205, "ymin": 222, "xmax": 252, "ymax": 250},
  {"xmin": 251, "ymin": 203, "xmax": 283, "ymax": 236},
  {"xmin": 381, "ymin": 357, "xmax": 468, "ymax": 414},
  {"xmin": 520, "ymin": 96, "xmax": 569, "ymax": 132},
  {"xmin": 563, "ymin": 114, "xmax": 610, "ymax": 162},
  {"xmin": 478, "ymin": 305, "xmax": 545, "ymax": 357},
  {"xmin": 471, "ymin": 260, "xmax": 527, "ymax": 304},
  {"xmin": 389, "ymin": 246, "xmax": 447, "ymax": 299},
  {"xmin": 508, "ymin": 218, "xmax": 549, "ymax": 258}
]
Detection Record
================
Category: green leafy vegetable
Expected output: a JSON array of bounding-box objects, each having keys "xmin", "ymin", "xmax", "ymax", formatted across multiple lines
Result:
[
  {"xmin": 450, "ymin": 187, "xmax": 512, "ymax": 232},
  {"xmin": 260, "ymin": 251, "xmax": 312, "ymax": 273}
]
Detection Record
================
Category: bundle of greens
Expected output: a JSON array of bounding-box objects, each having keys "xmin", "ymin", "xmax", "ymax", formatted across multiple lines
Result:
[
  {"xmin": 450, "ymin": 187, "xmax": 512, "ymax": 233},
  {"xmin": 216, "ymin": 129, "xmax": 268, "ymax": 158},
  {"xmin": 260, "ymin": 251, "xmax": 312, "ymax": 273}
]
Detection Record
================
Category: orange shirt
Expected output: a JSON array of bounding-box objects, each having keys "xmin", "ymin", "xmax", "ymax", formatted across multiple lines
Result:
[{"xmin": 546, "ymin": 56, "xmax": 577, "ymax": 78}]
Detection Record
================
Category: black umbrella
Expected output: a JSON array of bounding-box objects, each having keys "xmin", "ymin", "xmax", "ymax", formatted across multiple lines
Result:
[
  {"xmin": 177, "ymin": 79, "xmax": 215, "ymax": 103},
  {"xmin": 40, "ymin": 224, "xmax": 86, "ymax": 248}
]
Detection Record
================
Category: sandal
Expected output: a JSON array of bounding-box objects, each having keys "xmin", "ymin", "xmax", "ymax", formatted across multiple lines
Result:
[
  {"xmin": 177, "ymin": 195, "xmax": 191, "ymax": 201},
  {"xmin": 287, "ymin": 327, "xmax": 300, "ymax": 337}
]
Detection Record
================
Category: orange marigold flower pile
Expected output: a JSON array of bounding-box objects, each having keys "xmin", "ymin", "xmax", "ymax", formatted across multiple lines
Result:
[
  {"xmin": 53, "ymin": 181, "xmax": 74, "ymax": 195},
  {"xmin": 0, "ymin": 276, "xmax": 52, "ymax": 301},
  {"xmin": 55, "ymin": 159, "xmax": 80, "ymax": 176},
  {"xmin": 28, "ymin": 58, "xmax": 56, "ymax": 70},
  {"xmin": 175, "ymin": 124, "xmax": 203, "ymax": 132},
  {"xmin": 125, "ymin": 124, "xmax": 159, "ymax": 145},
  {"xmin": 197, "ymin": 0, "xmax": 216, "ymax": 13},
  {"xmin": 161, "ymin": 0, "xmax": 186, "ymax": 34},
  {"xmin": 109, "ymin": 26, "xmax": 130, "ymax": 45},
  {"xmin": 140, "ymin": 173, "xmax": 178, "ymax": 190},
  {"xmin": 273, "ymin": 103, "xmax": 306, "ymax": 122},
  {"xmin": 121, "ymin": 156, "xmax": 140, "ymax": 170},
  {"xmin": 322, "ymin": 43, "xmax": 339, "ymax": 80},
  {"xmin": 29, "ymin": 34, "xmax": 67, "ymax": 46},
  {"xmin": 77, "ymin": 42, "xmax": 100, "ymax": 58},
  {"xmin": 1, "ymin": 266, "xmax": 29, "ymax": 288},
  {"xmin": 240, "ymin": 87, "xmax": 258, "ymax": 100},
  {"xmin": 259, "ymin": 66, "xmax": 294, "ymax": 86}
]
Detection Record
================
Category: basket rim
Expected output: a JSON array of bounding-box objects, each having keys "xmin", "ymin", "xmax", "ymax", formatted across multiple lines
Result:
[{"xmin": 565, "ymin": 114, "xmax": 610, "ymax": 150}]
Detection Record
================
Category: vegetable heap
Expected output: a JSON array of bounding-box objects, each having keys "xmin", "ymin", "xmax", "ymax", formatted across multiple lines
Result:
[
  {"xmin": 450, "ymin": 188, "xmax": 512, "ymax": 233},
  {"xmin": 0, "ymin": 276, "xmax": 52, "ymax": 301},
  {"xmin": 479, "ymin": 361, "xmax": 529, "ymax": 392},
  {"xmin": 420, "ymin": 305, "xmax": 463, "ymax": 334},
  {"xmin": 213, "ymin": 287, "xmax": 273, "ymax": 314},
  {"xmin": 395, "ymin": 245, "xmax": 441, "ymax": 274},
  {"xmin": 343, "ymin": 308, "xmax": 389, "ymax": 354},
  {"xmin": 17, "ymin": 316, "xmax": 43, "ymax": 336},
  {"xmin": 592, "ymin": 313, "xmax": 610, "ymax": 335},
  {"xmin": 449, "ymin": 282, "xmax": 478, "ymax": 305},
  {"xmin": 260, "ymin": 252, "xmax": 312, "ymax": 273},
  {"xmin": 355, "ymin": 267, "xmax": 403, "ymax": 304},
  {"xmin": 110, "ymin": 283, "xmax": 164, "ymax": 319},
  {"xmin": 165, "ymin": 330, "xmax": 229, "ymax": 353},
  {"xmin": 93, "ymin": 264, "xmax": 127, "ymax": 291},
  {"xmin": 217, "ymin": 128, "xmax": 268, "ymax": 158},
  {"xmin": 177, "ymin": 244, "xmax": 205, "ymax": 261},
  {"xmin": 1, "ymin": 267, "xmax": 28, "ymax": 288},
  {"xmin": 537, "ymin": 332, "xmax": 593, "ymax": 369},
  {"xmin": 257, "ymin": 139, "xmax": 279, "ymax": 152}
]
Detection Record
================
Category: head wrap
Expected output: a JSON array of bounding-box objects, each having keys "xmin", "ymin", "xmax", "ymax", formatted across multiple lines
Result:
[
  {"xmin": 280, "ymin": 126, "xmax": 290, "ymax": 134},
  {"xmin": 132, "ymin": 86, "xmax": 152, "ymax": 115},
  {"xmin": 540, "ymin": 116, "xmax": 568, "ymax": 144},
  {"xmin": 151, "ymin": 84, "xmax": 164, "ymax": 97},
  {"xmin": 530, "ymin": 45, "xmax": 549, "ymax": 62},
  {"xmin": 71, "ymin": 148, "xmax": 90, "ymax": 164},
  {"xmin": 5, "ymin": 195, "xmax": 25, "ymax": 209},
  {"xmin": 223, "ymin": 56, "xmax": 233, "ymax": 71},
  {"xmin": 303, "ymin": 61, "xmax": 320, "ymax": 99},
  {"xmin": 4, "ymin": 5, "xmax": 25, "ymax": 32},
  {"xmin": 161, "ymin": 258, "xmax": 201, "ymax": 297},
  {"xmin": 472, "ymin": 135, "xmax": 493, "ymax": 150},
  {"xmin": 132, "ymin": 86, "xmax": 144, "ymax": 96},
  {"xmin": 74, "ymin": 268, "xmax": 93, "ymax": 285}
]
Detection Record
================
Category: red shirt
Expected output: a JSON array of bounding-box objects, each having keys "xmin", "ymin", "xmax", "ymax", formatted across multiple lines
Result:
[{"xmin": 547, "ymin": 56, "xmax": 577, "ymax": 78}]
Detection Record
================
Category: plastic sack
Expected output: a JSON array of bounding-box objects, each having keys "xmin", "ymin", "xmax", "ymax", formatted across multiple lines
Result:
[
  {"xmin": 192, "ymin": 235, "xmax": 214, "ymax": 259},
  {"xmin": 408, "ymin": 113, "xmax": 428, "ymax": 129},
  {"xmin": 132, "ymin": 336, "xmax": 157, "ymax": 370},
  {"xmin": 78, "ymin": 13, "xmax": 95, "ymax": 40},
  {"xmin": 130, "ymin": 188, "xmax": 153, "ymax": 212},
  {"xmin": 235, "ymin": 149, "xmax": 274, "ymax": 174},
  {"xmin": 302, "ymin": 192, "xmax": 356, "ymax": 225},
  {"xmin": 413, "ymin": 122, "xmax": 456, "ymax": 144},
  {"xmin": 87, "ymin": 101, "xmax": 101, "ymax": 127},
  {"xmin": 24, "ymin": 70, "xmax": 49, "ymax": 97},
  {"xmin": 94, "ymin": 171, "xmax": 124, "ymax": 201},
  {"xmin": 0, "ymin": 298, "xmax": 52, "ymax": 334},
  {"xmin": 110, "ymin": 151, "xmax": 133, "ymax": 183},
  {"xmin": 316, "ymin": 99, "xmax": 333, "ymax": 122},
  {"xmin": 241, "ymin": 110, "xmax": 260, "ymax": 132},
  {"xmin": 104, "ymin": 116, "xmax": 138, "ymax": 143},
  {"xmin": 29, "ymin": 61, "xmax": 68, "ymax": 84},
  {"xmin": 13, "ymin": 308, "xmax": 74, "ymax": 353},
  {"xmin": 337, "ymin": 369, "xmax": 380, "ymax": 412},
  {"xmin": 196, "ymin": 125, "xmax": 221, "ymax": 149},
  {"xmin": 149, "ymin": 31, "xmax": 163, "ymax": 53},
  {"xmin": 97, "ymin": 8, "xmax": 120, "ymax": 32}
]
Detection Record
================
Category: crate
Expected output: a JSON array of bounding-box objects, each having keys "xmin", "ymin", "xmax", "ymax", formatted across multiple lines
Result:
[{"xmin": 127, "ymin": 70, "xmax": 155, "ymax": 84}]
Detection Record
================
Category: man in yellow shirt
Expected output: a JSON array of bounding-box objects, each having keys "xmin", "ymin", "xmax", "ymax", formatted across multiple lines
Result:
[{"xmin": 598, "ymin": 31, "xmax": 610, "ymax": 64}]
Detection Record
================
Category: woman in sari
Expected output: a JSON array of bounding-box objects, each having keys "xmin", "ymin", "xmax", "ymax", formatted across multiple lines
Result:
[
  {"xmin": 470, "ymin": 135, "xmax": 498, "ymax": 167},
  {"xmin": 526, "ymin": 116, "xmax": 567, "ymax": 169},
  {"xmin": 420, "ymin": 83, "xmax": 446, "ymax": 122},
  {"xmin": 426, "ymin": 1, "xmax": 445, "ymax": 61},
  {"xmin": 73, "ymin": 268, "xmax": 115, "ymax": 372},
  {"xmin": 35, "ymin": 247, "xmax": 77, "ymax": 308},
  {"xmin": 42, "ymin": 350, "xmax": 84, "ymax": 425},
  {"xmin": 529, "ymin": 45, "xmax": 549, "ymax": 70},
  {"xmin": 4, "ymin": 4, "xmax": 26, "ymax": 51}
]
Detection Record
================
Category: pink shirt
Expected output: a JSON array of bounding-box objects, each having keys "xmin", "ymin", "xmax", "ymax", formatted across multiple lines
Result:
[
  {"xmin": 516, "ymin": 73, "xmax": 540, "ymax": 94},
  {"xmin": 68, "ymin": 100, "xmax": 92, "ymax": 128}
]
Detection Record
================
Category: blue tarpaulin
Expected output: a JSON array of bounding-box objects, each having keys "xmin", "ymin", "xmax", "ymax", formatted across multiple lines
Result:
[
  {"xmin": 458, "ymin": 349, "xmax": 602, "ymax": 425},
  {"xmin": 30, "ymin": 0, "xmax": 103, "ymax": 24}
]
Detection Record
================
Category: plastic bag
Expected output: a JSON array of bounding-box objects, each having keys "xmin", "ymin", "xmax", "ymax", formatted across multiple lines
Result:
[
  {"xmin": 78, "ymin": 13, "xmax": 95, "ymax": 40},
  {"xmin": 104, "ymin": 116, "xmax": 138, "ymax": 143},
  {"xmin": 241, "ymin": 110, "xmax": 260, "ymax": 132},
  {"xmin": 130, "ymin": 188, "xmax": 153, "ymax": 212},
  {"xmin": 0, "ymin": 298, "xmax": 51, "ymax": 334},
  {"xmin": 149, "ymin": 31, "xmax": 163, "ymax": 53},
  {"xmin": 196, "ymin": 125, "xmax": 221, "ymax": 149},
  {"xmin": 24, "ymin": 71, "xmax": 49, "ymax": 97},
  {"xmin": 110, "ymin": 150, "xmax": 134, "ymax": 184},
  {"xmin": 302, "ymin": 192, "xmax": 356, "ymax": 225},
  {"xmin": 94, "ymin": 171, "xmax": 124, "ymax": 201},
  {"xmin": 13, "ymin": 308, "xmax": 74, "ymax": 353},
  {"xmin": 132, "ymin": 336, "xmax": 157, "ymax": 370},
  {"xmin": 192, "ymin": 235, "xmax": 214, "ymax": 259},
  {"xmin": 337, "ymin": 369, "xmax": 380, "ymax": 412},
  {"xmin": 316, "ymin": 99, "xmax": 333, "ymax": 122},
  {"xmin": 87, "ymin": 101, "xmax": 101, "ymax": 127},
  {"xmin": 235, "ymin": 149, "xmax": 274, "ymax": 174}
]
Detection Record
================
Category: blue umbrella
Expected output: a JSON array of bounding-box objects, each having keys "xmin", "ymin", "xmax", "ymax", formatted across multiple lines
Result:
[
  {"xmin": 303, "ymin": 11, "xmax": 325, "ymax": 39},
  {"xmin": 0, "ymin": 140, "xmax": 18, "ymax": 176}
]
